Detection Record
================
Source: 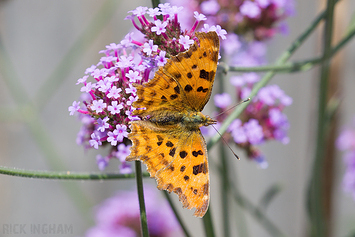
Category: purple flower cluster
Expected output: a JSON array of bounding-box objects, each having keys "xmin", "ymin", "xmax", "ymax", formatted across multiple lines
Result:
[
  {"xmin": 85, "ymin": 186, "xmax": 182, "ymax": 237},
  {"xmin": 69, "ymin": 4, "xmax": 225, "ymax": 172},
  {"xmin": 168, "ymin": 0, "xmax": 294, "ymax": 41},
  {"xmin": 336, "ymin": 118, "xmax": 355, "ymax": 201},
  {"xmin": 215, "ymin": 74, "xmax": 292, "ymax": 167}
]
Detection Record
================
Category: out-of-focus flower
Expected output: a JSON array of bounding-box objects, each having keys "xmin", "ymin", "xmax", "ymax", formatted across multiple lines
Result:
[
  {"xmin": 69, "ymin": 4, "xmax": 226, "ymax": 172},
  {"xmin": 85, "ymin": 186, "xmax": 182, "ymax": 237},
  {"xmin": 168, "ymin": 0, "xmax": 295, "ymax": 41},
  {"xmin": 336, "ymin": 118, "xmax": 355, "ymax": 201},
  {"xmin": 223, "ymin": 77, "xmax": 292, "ymax": 167}
]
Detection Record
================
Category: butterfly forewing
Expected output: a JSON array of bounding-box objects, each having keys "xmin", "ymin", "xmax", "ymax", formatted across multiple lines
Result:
[{"xmin": 162, "ymin": 31, "xmax": 220, "ymax": 112}]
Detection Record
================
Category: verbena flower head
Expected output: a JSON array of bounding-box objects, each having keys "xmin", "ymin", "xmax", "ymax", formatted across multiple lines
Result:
[
  {"xmin": 213, "ymin": 75, "xmax": 292, "ymax": 167},
  {"xmin": 168, "ymin": 0, "xmax": 295, "ymax": 41},
  {"xmin": 85, "ymin": 186, "xmax": 182, "ymax": 237},
  {"xmin": 69, "ymin": 4, "xmax": 226, "ymax": 172},
  {"xmin": 336, "ymin": 118, "xmax": 355, "ymax": 201}
]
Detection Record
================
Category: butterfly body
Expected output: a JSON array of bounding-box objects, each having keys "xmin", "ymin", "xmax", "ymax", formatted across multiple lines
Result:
[
  {"xmin": 147, "ymin": 110, "xmax": 216, "ymax": 129},
  {"xmin": 127, "ymin": 32, "xmax": 220, "ymax": 217}
]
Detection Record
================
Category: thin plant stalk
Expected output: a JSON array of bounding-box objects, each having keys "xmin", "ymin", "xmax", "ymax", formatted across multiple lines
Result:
[
  {"xmin": 308, "ymin": 0, "xmax": 336, "ymax": 236},
  {"xmin": 135, "ymin": 161, "xmax": 149, "ymax": 237},
  {"xmin": 163, "ymin": 191, "xmax": 192, "ymax": 237},
  {"xmin": 202, "ymin": 207, "xmax": 215, "ymax": 237},
  {"xmin": 220, "ymin": 144, "xmax": 231, "ymax": 237},
  {"xmin": 0, "ymin": 166, "xmax": 150, "ymax": 180}
]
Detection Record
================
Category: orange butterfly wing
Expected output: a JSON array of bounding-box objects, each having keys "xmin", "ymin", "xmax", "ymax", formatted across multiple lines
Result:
[
  {"xmin": 127, "ymin": 31, "xmax": 219, "ymax": 217},
  {"xmin": 127, "ymin": 121, "xmax": 210, "ymax": 217}
]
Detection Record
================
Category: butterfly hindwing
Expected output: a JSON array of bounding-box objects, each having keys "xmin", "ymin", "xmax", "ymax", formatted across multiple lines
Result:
[
  {"xmin": 127, "ymin": 120, "xmax": 210, "ymax": 217},
  {"xmin": 155, "ymin": 130, "xmax": 210, "ymax": 217},
  {"xmin": 127, "ymin": 121, "xmax": 179, "ymax": 178}
]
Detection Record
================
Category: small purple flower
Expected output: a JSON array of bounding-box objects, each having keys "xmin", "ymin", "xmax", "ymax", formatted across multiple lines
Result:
[
  {"xmin": 240, "ymin": 1, "xmax": 261, "ymax": 18},
  {"xmin": 115, "ymin": 124, "xmax": 128, "ymax": 141},
  {"xmin": 97, "ymin": 117, "xmax": 110, "ymax": 132},
  {"xmin": 97, "ymin": 79, "xmax": 111, "ymax": 93},
  {"xmin": 214, "ymin": 93, "xmax": 232, "ymax": 109},
  {"xmin": 256, "ymin": 0, "xmax": 270, "ymax": 8},
  {"xmin": 108, "ymin": 101, "xmax": 123, "ymax": 115},
  {"xmin": 202, "ymin": 24, "xmax": 217, "ymax": 33},
  {"xmin": 254, "ymin": 154, "xmax": 269, "ymax": 169},
  {"xmin": 119, "ymin": 162, "xmax": 133, "ymax": 174},
  {"xmin": 179, "ymin": 35, "xmax": 194, "ymax": 49},
  {"xmin": 151, "ymin": 20, "xmax": 168, "ymax": 35},
  {"xmin": 126, "ymin": 95, "xmax": 137, "ymax": 106},
  {"xmin": 143, "ymin": 40, "xmax": 158, "ymax": 56},
  {"xmin": 244, "ymin": 119, "xmax": 264, "ymax": 144},
  {"xmin": 116, "ymin": 144, "xmax": 131, "ymax": 162},
  {"xmin": 131, "ymin": 6, "xmax": 148, "ymax": 16},
  {"xmin": 80, "ymin": 82, "xmax": 94, "ymax": 93},
  {"xmin": 91, "ymin": 99, "xmax": 107, "ymax": 113},
  {"xmin": 230, "ymin": 76, "xmax": 244, "ymax": 87},
  {"xmin": 116, "ymin": 55, "xmax": 134, "ymax": 68},
  {"xmin": 89, "ymin": 133, "xmax": 102, "ymax": 149},
  {"xmin": 200, "ymin": 0, "xmax": 220, "ymax": 15},
  {"xmin": 147, "ymin": 7, "xmax": 161, "ymax": 17},
  {"xmin": 85, "ymin": 65, "xmax": 97, "ymax": 75},
  {"xmin": 107, "ymin": 125, "xmax": 128, "ymax": 146},
  {"xmin": 230, "ymin": 119, "xmax": 248, "ymax": 144},
  {"xmin": 337, "ymin": 130, "xmax": 355, "ymax": 151},
  {"xmin": 194, "ymin": 11, "xmax": 207, "ymax": 21},
  {"xmin": 215, "ymin": 25, "xmax": 227, "ymax": 40},
  {"xmin": 155, "ymin": 51, "xmax": 168, "ymax": 67},
  {"xmin": 107, "ymin": 86, "xmax": 122, "ymax": 99},
  {"xmin": 68, "ymin": 101, "xmax": 80, "ymax": 116},
  {"xmin": 125, "ymin": 84, "xmax": 137, "ymax": 95},
  {"xmin": 76, "ymin": 75, "xmax": 88, "ymax": 85},
  {"xmin": 126, "ymin": 70, "xmax": 142, "ymax": 83},
  {"xmin": 222, "ymin": 33, "xmax": 241, "ymax": 54},
  {"xmin": 96, "ymin": 154, "xmax": 109, "ymax": 171},
  {"xmin": 244, "ymin": 72, "xmax": 260, "ymax": 84}
]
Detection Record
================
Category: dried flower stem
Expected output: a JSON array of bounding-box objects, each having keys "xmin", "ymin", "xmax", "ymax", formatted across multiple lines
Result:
[{"xmin": 308, "ymin": 0, "xmax": 337, "ymax": 236}]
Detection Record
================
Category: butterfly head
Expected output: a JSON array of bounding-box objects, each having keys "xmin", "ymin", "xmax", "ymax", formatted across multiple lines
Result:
[
  {"xmin": 182, "ymin": 112, "xmax": 216, "ymax": 130},
  {"xmin": 203, "ymin": 115, "xmax": 217, "ymax": 127}
]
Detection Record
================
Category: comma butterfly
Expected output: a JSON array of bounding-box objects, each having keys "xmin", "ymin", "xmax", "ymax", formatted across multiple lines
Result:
[{"xmin": 126, "ymin": 31, "xmax": 220, "ymax": 217}]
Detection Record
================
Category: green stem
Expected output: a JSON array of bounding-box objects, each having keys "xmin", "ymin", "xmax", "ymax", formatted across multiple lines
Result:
[
  {"xmin": 135, "ymin": 161, "xmax": 149, "ymax": 237},
  {"xmin": 162, "ymin": 191, "xmax": 191, "ymax": 237},
  {"xmin": 35, "ymin": 0, "xmax": 120, "ymax": 110},
  {"xmin": 202, "ymin": 208, "xmax": 215, "ymax": 237},
  {"xmin": 220, "ymin": 144, "xmax": 231, "ymax": 237},
  {"xmin": 207, "ymin": 9, "xmax": 326, "ymax": 150},
  {"xmin": 308, "ymin": 0, "xmax": 336, "ymax": 236},
  {"xmin": 151, "ymin": 0, "xmax": 160, "ymax": 8},
  {"xmin": 0, "ymin": 166, "xmax": 150, "ymax": 180}
]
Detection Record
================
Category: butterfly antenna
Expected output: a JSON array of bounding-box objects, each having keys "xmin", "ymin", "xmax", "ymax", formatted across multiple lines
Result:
[
  {"xmin": 214, "ymin": 98, "xmax": 250, "ymax": 118},
  {"xmin": 211, "ymin": 125, "xmax": 240, "ymax": 160}
]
